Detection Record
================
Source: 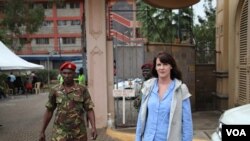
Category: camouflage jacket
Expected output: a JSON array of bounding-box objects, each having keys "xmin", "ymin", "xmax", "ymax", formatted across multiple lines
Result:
[{"xmin": 46, "ymin": 83, "xmax": 94, "ymax": 141}]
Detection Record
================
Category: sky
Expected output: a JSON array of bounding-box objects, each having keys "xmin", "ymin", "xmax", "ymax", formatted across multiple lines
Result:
[{"xmin": 192, "ymin": 0, "xmax": 216, "ymax": 24}]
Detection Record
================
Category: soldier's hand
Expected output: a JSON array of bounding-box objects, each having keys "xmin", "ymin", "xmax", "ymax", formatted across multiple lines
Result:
[
  {"xmin": 91, "ymin": 128, "xmax": 98, "ymax": 140},
  {"xmin": 133, "ymin": 96, "xmax": 141, "ymax": 109},
  {"xmin": 39, "ymin": 132, "xmax": 46, "ymax": 141}
]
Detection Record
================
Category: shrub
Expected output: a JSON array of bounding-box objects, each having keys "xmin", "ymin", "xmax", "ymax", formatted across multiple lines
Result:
[{"xmin": 36, "ymin": 69, "xmax": 59, "ymax": 84}]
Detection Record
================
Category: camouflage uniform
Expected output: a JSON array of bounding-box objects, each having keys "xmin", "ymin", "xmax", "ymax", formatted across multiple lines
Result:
[{"xmin": 46, "ymin": 83, "xmax": 94, "ymax": 141}]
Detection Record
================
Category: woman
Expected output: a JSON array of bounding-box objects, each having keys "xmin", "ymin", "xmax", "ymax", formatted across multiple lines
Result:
[{"xmin": 135, "ymin": 51, "xmax": 193, "ymax": 141}]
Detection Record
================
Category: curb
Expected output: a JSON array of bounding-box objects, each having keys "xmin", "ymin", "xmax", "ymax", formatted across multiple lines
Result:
[{"xmin": 106, "ymin": 128, "xmax": 135, "ymax": 141}]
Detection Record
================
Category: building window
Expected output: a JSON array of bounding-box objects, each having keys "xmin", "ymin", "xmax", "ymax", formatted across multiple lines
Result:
[
  {"xmin": 20, "ymin": 38, "xmax": 28, "ymax": 44},
  {"xmin": 36, "ymin": 38, "xmax": 49, "ymax": 44},
  {"xmin": 43, "ymin": 21, "xmax": 53, "ymax": 26},
  {"xmin": 57, "ymin": 3, "xmax": 66, "ymax": 9},
  {"xmin": 70, "ymin": 2, "xmax": 80, "ymax": 8},
  {"xmin": 0, "ymin": 3, "xmax": 4, "ymax": 13},
  {"xmin": 62, "ymin": 37, "xmax": 76, "ymax": 44},
  {"xmin": 32, "ymin": 4, "xmax": 39, "ymax": 9},
  {"xmin": 136, "ymin": 28, "xmax": 141, "ymax": 38},
  {"xmin": 57, "ymin": 20, "xmax": 67, "ymax": 26},
  {"xmin": 42, "ymin": 3, "xmax": 52, "ymax": 9},
  {"xmin": 71, "ymin": 20, "xmax": 80, "ymax": 25}
]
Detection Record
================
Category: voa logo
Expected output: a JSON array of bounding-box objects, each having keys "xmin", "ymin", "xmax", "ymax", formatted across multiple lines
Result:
[{"xmin": 226, "ymin": 129, "xmax": 246, "ymax": 136}]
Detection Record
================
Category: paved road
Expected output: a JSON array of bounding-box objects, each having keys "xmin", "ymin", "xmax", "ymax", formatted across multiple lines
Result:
[
  {"xmin": 0, "ymin": 94, "xmax": 53, "ymax": 141},
  {"xmin": 110, "ymin": 110, "xmax": 221, "ymax": 141},
  {"xmin": 0, "ymin": 93, "xmax": 221, "ymax": 141},
  {"xmin": 192, "ymin": 110, "xmax": 221, "ymax": 141},
  {"xmin": 0, "ymin": 93, "xmax": 118, "ymax": 141}
]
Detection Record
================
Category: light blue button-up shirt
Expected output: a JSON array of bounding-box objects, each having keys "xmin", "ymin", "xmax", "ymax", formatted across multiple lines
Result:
[{"xmin": 136, "ymin": 79, "xmax": 192, "ymax": 141}]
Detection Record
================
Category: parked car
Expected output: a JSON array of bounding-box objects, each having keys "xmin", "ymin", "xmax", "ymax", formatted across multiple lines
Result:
[{"xmin": 211, "ymin": 104, "xmax": 250, "ymax": 141}]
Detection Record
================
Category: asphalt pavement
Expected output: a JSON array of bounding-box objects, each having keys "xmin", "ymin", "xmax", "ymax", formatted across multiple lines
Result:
[{"xmin": 0, "ymin": 93, "xmax": 221, "ymax": 141}]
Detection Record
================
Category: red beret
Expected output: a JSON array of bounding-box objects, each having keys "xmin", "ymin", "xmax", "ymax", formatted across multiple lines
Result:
[
  {"xmin": 141, "ymin": 63, "xmax": 153, "ymax": 70},
  {"xmin": 60, "ymin": 62, "xmax": 76, "ymax": 71}
]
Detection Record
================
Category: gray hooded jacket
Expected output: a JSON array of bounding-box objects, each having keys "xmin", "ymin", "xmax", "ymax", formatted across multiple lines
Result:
[{"xmin": 136, "ymin": 78, "xmax": 192, "ymax": 141}]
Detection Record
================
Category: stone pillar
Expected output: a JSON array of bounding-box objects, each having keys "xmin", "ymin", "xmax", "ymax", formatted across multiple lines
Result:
[
  {"xmin": 227, "ymin": 0, "xmax": 240, "ymax": 108},
  {"xmin": 85, "ymin": 0, "xmax": 108, "ymax": 128},
  {"xmin": 215, "ymin": 0, "xmax": 229, "ymax": 110}
]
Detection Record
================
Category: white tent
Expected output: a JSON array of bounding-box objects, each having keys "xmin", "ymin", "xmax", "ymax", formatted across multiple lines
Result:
[{"xmin": 0, "ymin": 41, "xmax": 44, "ymax": 70}]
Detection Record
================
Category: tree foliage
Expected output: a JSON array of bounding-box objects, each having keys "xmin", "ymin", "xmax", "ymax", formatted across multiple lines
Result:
[
  {"xmin": 136, "ymin": 0, "xmax": 194, "ymax": 43},
  {"xmin": 0, "ymin": 28, "xmax": 11, "ymax": 45},
  {"xmin": 0, "ymin": 0, "xmax": 45, "ymax": 50},
  {"xmin": 193, "ymin": 0, "xmax": 216, "ymax": 64}
]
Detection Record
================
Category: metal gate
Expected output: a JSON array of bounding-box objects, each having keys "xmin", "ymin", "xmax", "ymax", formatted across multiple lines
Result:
[
  {"xmin": 108, "ymin": 0, "xmax": 196, "ymax": 127},
  {"xmin": 108, "ymin": 1, "xmax": 146, "ymax": 128},
  {"xmin": 195, "ymin": 49, "xmax": 216, "ymax": 111},
  {"xmin": 195, "ymin": 64, "xmax": 216, "ymax": 111},
  {"xmin": 114, "ymin": 46, "xmax": 144, "ymax": 127},
  {"xmin": 115, "ymin": 46, "xmax": 144, "ymax": 80}
]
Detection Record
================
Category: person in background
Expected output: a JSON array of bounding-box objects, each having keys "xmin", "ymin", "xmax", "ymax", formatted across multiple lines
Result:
[
  {"xmin": 24, "ymin": 77, "xmax": 31, "ymax": 93},
  {"xmin": 78, "ymin": 67, "xmax": 86, "ymax": 86},
  {"xmin": 31, "ymin": 71, "xmax": 38, "ymax": 88},
  {"xmin": 57, "ymin": 73, "xmax": 63, "ymax": 84},
  {"xmin": 0, "ymin": 87, "xmax": 6, "ymax": 99},
  {"xmin": 133, "ymin": 63, "xmax": 153, "ymax": 110},
  {"xmin": 78, "ymin": 67, "xmax": 88, "ymax": 126},
  {"xmin": 8, "ymin": 72, "xmax": 16, "ymax": 94},
  {"xmin": 9, "ymin": 72, "xmax": 16, "ymax": 83},
  {"xmin": 141, "ymin": 63, "xmax": 153, "ymax": 81},
  {"xmin": 135, "ymin": 51, "xmax": 193, "ymax": 141},
  {"xmin": 14, "ymin": 75, "xmax": 25, "ymax": 95},
  {"xmin": 25, "ymin": 73, "xmax": 33, "ymax": 94},
  {"xmin": 0, "ymin": 80, "xmax": 7, "ymax": 99},
  {"xmin": 39, "ymin": 61, "xmax": 97, "ymax": 141}
]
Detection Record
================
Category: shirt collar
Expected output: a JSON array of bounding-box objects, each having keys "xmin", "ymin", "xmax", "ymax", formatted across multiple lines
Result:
[{"xmin": 152, "ymin": 79, "xmax": 176, "ymax": 95}]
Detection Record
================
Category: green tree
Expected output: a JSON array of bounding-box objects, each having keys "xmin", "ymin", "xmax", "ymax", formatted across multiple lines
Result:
[
  {"xmin": 193, "ymin": 0, "xmax": 216, "ymax": 64},
  {"xmin": 136, "ymin": 0, "xmax": 194, "ymax": 43},
  {"xmin": 173, "ymin": 8, "xmax": 194, "ymax": 43},
  {"xmin": 0, "ymin": 28, "xmax": 11, "ymax": 44},
  {"xmin": 0, "ymin": 0, "xmax": 44, "ymax": 50}
]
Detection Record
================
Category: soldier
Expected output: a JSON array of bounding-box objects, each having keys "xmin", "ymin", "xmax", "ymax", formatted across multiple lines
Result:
[
  {"xmin": 133, "ymin": 63, "xmax": 153, "ymax": 110},
  {"xmin": 39, "ymin": 61, "xmax": 97, "ymax": 141},
  {"xmin": 78, "ymin": 67, "xmax": 86, "ymax": 86}
]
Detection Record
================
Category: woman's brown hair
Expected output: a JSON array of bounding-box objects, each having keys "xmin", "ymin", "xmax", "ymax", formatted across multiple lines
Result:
[{"xmin": 151, "ymin": 51, "xmax": 182, "ymax": 80}]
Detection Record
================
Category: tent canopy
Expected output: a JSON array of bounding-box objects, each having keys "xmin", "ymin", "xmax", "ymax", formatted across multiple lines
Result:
[{"xmin": 0, "ymin": 41, "xmax": 44, "ymax": 70}]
